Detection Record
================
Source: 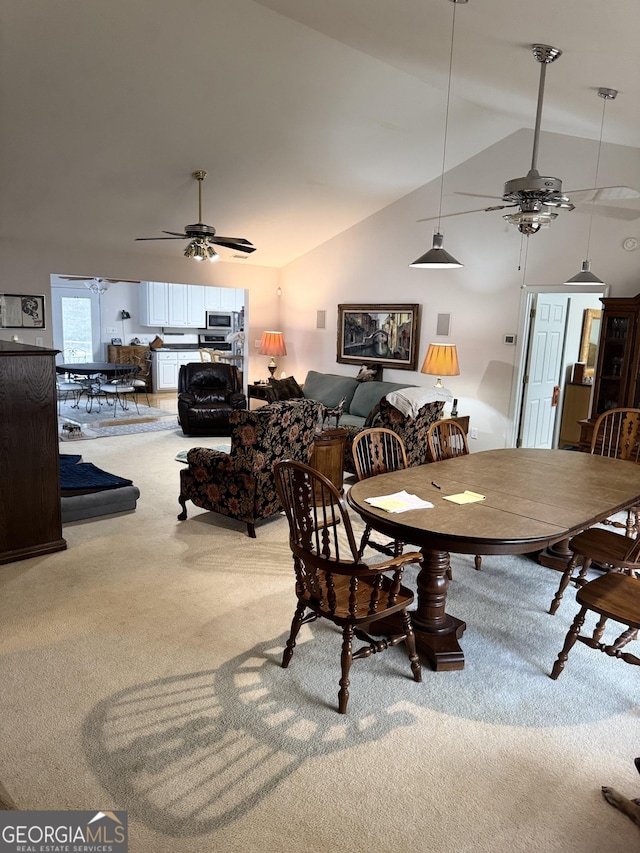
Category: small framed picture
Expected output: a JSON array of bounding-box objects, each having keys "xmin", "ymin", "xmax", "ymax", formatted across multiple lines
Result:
[
  {"xmin": 0, "ymin": 293, "xmax": 46, "ymax": 329},
  {"xmin": 111, "ymin": 337, "xmax": 123, "ymax": 346}
]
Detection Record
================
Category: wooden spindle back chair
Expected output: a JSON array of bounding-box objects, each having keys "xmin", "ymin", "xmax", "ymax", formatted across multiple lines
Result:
[{"xmin": 274, "ymin": 459, "xmax": 422, "ymax": 714}]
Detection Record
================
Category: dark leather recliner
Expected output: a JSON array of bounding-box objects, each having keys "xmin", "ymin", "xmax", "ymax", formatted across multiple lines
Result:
[{"xmin": 177, "ymin": 362, "xmax": 247, "ymax": 436}]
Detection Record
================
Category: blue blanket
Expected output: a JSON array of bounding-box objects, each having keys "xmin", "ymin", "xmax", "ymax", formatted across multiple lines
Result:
[{"xmin": 59, "ymin": 455, "xmax": 133, "ymax": 494}]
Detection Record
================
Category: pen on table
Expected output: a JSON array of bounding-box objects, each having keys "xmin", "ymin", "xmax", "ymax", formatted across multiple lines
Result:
[{"xmin": 431, "ymin": 481, "xmax": 441, "ymax": 490}]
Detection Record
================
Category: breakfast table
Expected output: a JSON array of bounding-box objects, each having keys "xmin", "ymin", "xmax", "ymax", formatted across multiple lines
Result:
[{"xmin": 346, "ymin": 448, "xmax": 640, "ymax": 671}]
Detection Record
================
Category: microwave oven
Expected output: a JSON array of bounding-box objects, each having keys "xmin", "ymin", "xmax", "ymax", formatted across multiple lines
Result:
[{"xmin": 205, "ymin": 310, "xmax": 234, "ymax": 330}]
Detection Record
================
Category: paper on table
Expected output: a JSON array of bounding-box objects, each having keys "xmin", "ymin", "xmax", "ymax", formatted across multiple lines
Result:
[
  {"xmin": 365, "ymin": 490, "xmax": 434, "ymax": 513},
  {"xmin": 443, "ymin": 490, "xmax": 486, "ymax": 505}
]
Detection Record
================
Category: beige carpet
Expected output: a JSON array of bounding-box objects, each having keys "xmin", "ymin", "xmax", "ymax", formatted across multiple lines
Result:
[{"xmin": 1, "ymin": 430, "xmax": 638, "ymax": 852}]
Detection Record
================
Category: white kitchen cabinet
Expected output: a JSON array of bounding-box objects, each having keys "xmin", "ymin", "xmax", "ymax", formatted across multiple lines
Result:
[
  {"xmin": 153, "ymin": 351, "xmax": 177, "ymax": 391},
  {"xmin": 167, "ymin": 283, "xmax": 188, "ymax": 326},
  {"xmin": 187, "ymin": 286, "xmax": 205, "ymax": 327},
  {"xmin": 140, "ymin": 281, "xmax": 168, "ymax": 326},
  {"xmin": 152, "ymin": 350, "xmax": 201, "ymax": 391},
  {"xmin": 203, "ymin": 286, "xmax": 243, "ymax": 312}
]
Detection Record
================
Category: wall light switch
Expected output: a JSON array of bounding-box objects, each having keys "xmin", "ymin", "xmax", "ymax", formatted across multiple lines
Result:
[
  {"xmin": 470, "ymin": 427, "xmax": 479, "ymax": 440},
  {"xmin": 255, "ymin": 339, "xmax": 261, "ymax": 348},
  {"xmin": 35, "ymin": 337, "xmax": 44, "ymax": 347}
]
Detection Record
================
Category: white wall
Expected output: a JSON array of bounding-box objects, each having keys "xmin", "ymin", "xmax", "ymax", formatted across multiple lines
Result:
[{"xmin": 278, "ymin": 130, "xmax": 640, "ymax": 448}]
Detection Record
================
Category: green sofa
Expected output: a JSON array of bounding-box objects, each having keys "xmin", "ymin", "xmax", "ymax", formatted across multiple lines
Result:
[{"xmin": 300, "ymin": 370, "xmax": 418, "ymax": 428}]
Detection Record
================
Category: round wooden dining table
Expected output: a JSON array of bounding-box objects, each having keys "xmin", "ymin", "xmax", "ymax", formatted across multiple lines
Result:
[{"xmin": 347, "ymin": 447, "xmax": 640, "ymax": 671}]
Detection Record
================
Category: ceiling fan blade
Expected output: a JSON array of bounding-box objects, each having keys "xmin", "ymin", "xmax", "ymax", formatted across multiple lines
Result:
[
  {"xmin": 135, "ymin": 236, "xmax": 186, "ymax": 241},
  {"xmin": 162, "ymin": 230, "xmax": 189, "ymax": 237},
  {"xmin": 454, "ymin": 191, "xmax": 504, "ymax": 201},
  {"xmin": 568, "ymin": 186, "xmax": 640, "ymax": 204},
  {"xmin": 211, "ymin": 237, "xmax": 256, "ymax": 253},
  {"xmin": 576, "ymin": 203, "xmax": 640, "ymax": 221},
  {"xmin": 416, "ymin": 204, "xmax": 515, "ymax": 223}
]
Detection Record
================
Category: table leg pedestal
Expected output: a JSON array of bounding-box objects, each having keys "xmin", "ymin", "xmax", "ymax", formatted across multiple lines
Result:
[
  {"xmin": 538, "ymin": 537, "xmax": 572, "ymax": 571},
  {"xmin": 411, "ymin": 548, "xmax": 466, "ymax": 671}
]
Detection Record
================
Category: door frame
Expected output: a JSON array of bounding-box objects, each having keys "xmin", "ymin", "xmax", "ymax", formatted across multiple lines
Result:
[{"xmin": 508, "ymin": 282, "xmax": 608, "ymax": 448}]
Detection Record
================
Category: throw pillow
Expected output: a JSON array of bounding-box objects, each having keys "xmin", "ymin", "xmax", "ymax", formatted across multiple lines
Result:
[
  {"xmin": 267, "ymin": 375, "xmax": 304, "ymax": 401},
  {"xmin": 356, "ymin": 364, "xmax": 379, "ymax": 382}
]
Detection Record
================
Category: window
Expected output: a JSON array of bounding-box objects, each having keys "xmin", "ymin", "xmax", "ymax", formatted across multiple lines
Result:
[{"xmin": 60, "ymin": 295, "xmax": 93, "ymax": 357}]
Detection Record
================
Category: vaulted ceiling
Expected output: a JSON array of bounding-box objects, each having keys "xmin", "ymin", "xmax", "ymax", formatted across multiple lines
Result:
[{"xmin": 1, "ymin": 0, "xmax": 638, "ymax": 268}]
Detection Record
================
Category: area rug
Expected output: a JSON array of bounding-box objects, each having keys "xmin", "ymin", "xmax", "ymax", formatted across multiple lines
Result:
[{"xmin": 58, "ymin": 399, "xmax": 175, "ymax": 427}]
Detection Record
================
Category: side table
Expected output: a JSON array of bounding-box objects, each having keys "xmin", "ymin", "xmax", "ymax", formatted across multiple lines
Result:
[{"xmin": 248, "ymin": 382, "xmax": 270, "ymax": 408}]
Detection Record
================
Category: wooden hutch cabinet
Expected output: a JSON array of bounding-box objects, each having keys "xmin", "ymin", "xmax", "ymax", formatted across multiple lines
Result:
[
  {"xmin": 578, "ymin": 293, "xmax": 640, "ymax": 451},
  {"xmin": 0, "ymin": 341, "xmax": 66, "ymax": 564},
  {"xmin": 107, "ymin": 344, "xmax": 152, "ymax": 390}
]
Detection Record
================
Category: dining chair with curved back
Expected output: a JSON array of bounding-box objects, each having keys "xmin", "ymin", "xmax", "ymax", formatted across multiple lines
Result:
[
  {"xmin": 57, "ymin": 348, "xmax": 93, "ymax": 410},
  {"xmin": 427, "ymin": 418, "xmax": 482, "ymax": 571},
  {"xmin": 549, "ymin": 526, "xmax": 640, "ymax": 616},
  {"xmin": 130, "ymin": 350, "xmax": 152, "ymax": 406},
  {"xmin": 548, "ymin": 409, "xmax": 640, "ymax": 615},
  {"xmin": 274, "ymin": 459, "xmax": 422, "ymax": 714},
  {"xmin": 99, "ymin": 368, "xmax": 141, "ymax": 417},
  {"xmin": 427, "ymin": 418, "xmax": 470, "ymax": 461},
  {"xmin": 589, "ymin": 407, "xmax": 640, "ymax": 537},
  {"xmin": 352, "ymin": 427, "xmax": 408, "ymax": 559},
  {"xmin": 550, "ymin": 571, "xmax": 640, "ymax": 680}
]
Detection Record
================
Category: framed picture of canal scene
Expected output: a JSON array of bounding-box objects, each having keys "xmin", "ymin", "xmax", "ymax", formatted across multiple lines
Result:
[{"xmin": 337, "ymin": 304, "xmax": 420, "ymax": 371}]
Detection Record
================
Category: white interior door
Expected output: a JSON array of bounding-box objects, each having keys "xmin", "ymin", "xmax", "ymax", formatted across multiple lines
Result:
[{"xmin": 518, "ymin": 293, "xmax": 569, "ymax": 448}]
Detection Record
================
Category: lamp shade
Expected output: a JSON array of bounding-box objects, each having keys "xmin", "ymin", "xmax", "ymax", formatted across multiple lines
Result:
[
  {"xmin": 258, "ymin": 331, "xmax": 287, "ymax": 357},
  {"xmin": 410, "ymin": 232, "xmax": 463, "ymax": 269},
  {"xmin": 564, "ymin": 259, "xmax": 604, "ymax": 285},
  {"xmin": 421, "ymin": 343, "xmax": 459, "ymax": 387}
]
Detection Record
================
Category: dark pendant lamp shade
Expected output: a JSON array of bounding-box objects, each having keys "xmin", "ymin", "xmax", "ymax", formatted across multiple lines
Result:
[
  {"xmin": 410, "ymin": 232, "xmax": 463, "ymax": 269},
  {"xmin": 564, "ymin": 259, "xmax": 604, "ymax": 285}
]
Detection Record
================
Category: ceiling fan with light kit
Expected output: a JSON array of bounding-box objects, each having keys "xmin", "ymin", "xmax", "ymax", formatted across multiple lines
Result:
[
  {"xmin": 59, "ymin": 276, "xmax": 140, "ymax": 294},
  {"xmin": 418, "ymin": 44, "xmax": 640, "ymax": 236},
  {"xmin": 135, "ymin": 170, "xmax": 256, "ymax": 261}
]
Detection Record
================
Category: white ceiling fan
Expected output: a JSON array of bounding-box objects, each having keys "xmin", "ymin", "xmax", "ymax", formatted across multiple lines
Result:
[
  {"xmin": 418, "ymin": 44, "xmax": 640, "ymax": 235},
  {"xmin": 59, "ymin": 275, "xmax": 140, "ymax": 294}
]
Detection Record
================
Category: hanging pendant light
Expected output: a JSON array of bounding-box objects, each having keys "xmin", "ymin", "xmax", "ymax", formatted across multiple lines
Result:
[
  {"xmin": 564, "ymin": 87, "xmax": 617, "ymax": 285},
  {"xmin": 410, "ymin": 0, "xmax": 466, "ymax": 270}
]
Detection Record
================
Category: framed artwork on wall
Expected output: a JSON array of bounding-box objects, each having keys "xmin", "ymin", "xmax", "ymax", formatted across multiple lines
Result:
[
  {"xmin": 0, "ymin": 293, "xmax": 46, "ymax": 329},
  {"xmin": 337, "ymin": 303, "xmax": 420, "ymax": 371}
]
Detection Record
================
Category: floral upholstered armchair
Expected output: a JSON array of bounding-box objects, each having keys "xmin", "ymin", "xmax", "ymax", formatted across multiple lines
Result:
[
  {"xmin": 177, "ymin": 398, "xmax": 321, "ymax": 537},
  {"xmin": 343, "ymin": 396, "xmax": 445, "ymax": 474}
]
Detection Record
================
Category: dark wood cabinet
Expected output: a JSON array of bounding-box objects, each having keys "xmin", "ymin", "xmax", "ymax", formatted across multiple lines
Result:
[
  {"xmin": 0, "ymin": 341, "xmax": 66, "ymax": 564},
  {"xmin": 107, "ymin": 344, "xmax": 152, "ymax": 390},
  {"xmin": 579, "ymin": 293, "xmax": 640, "ymax": 451}
]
